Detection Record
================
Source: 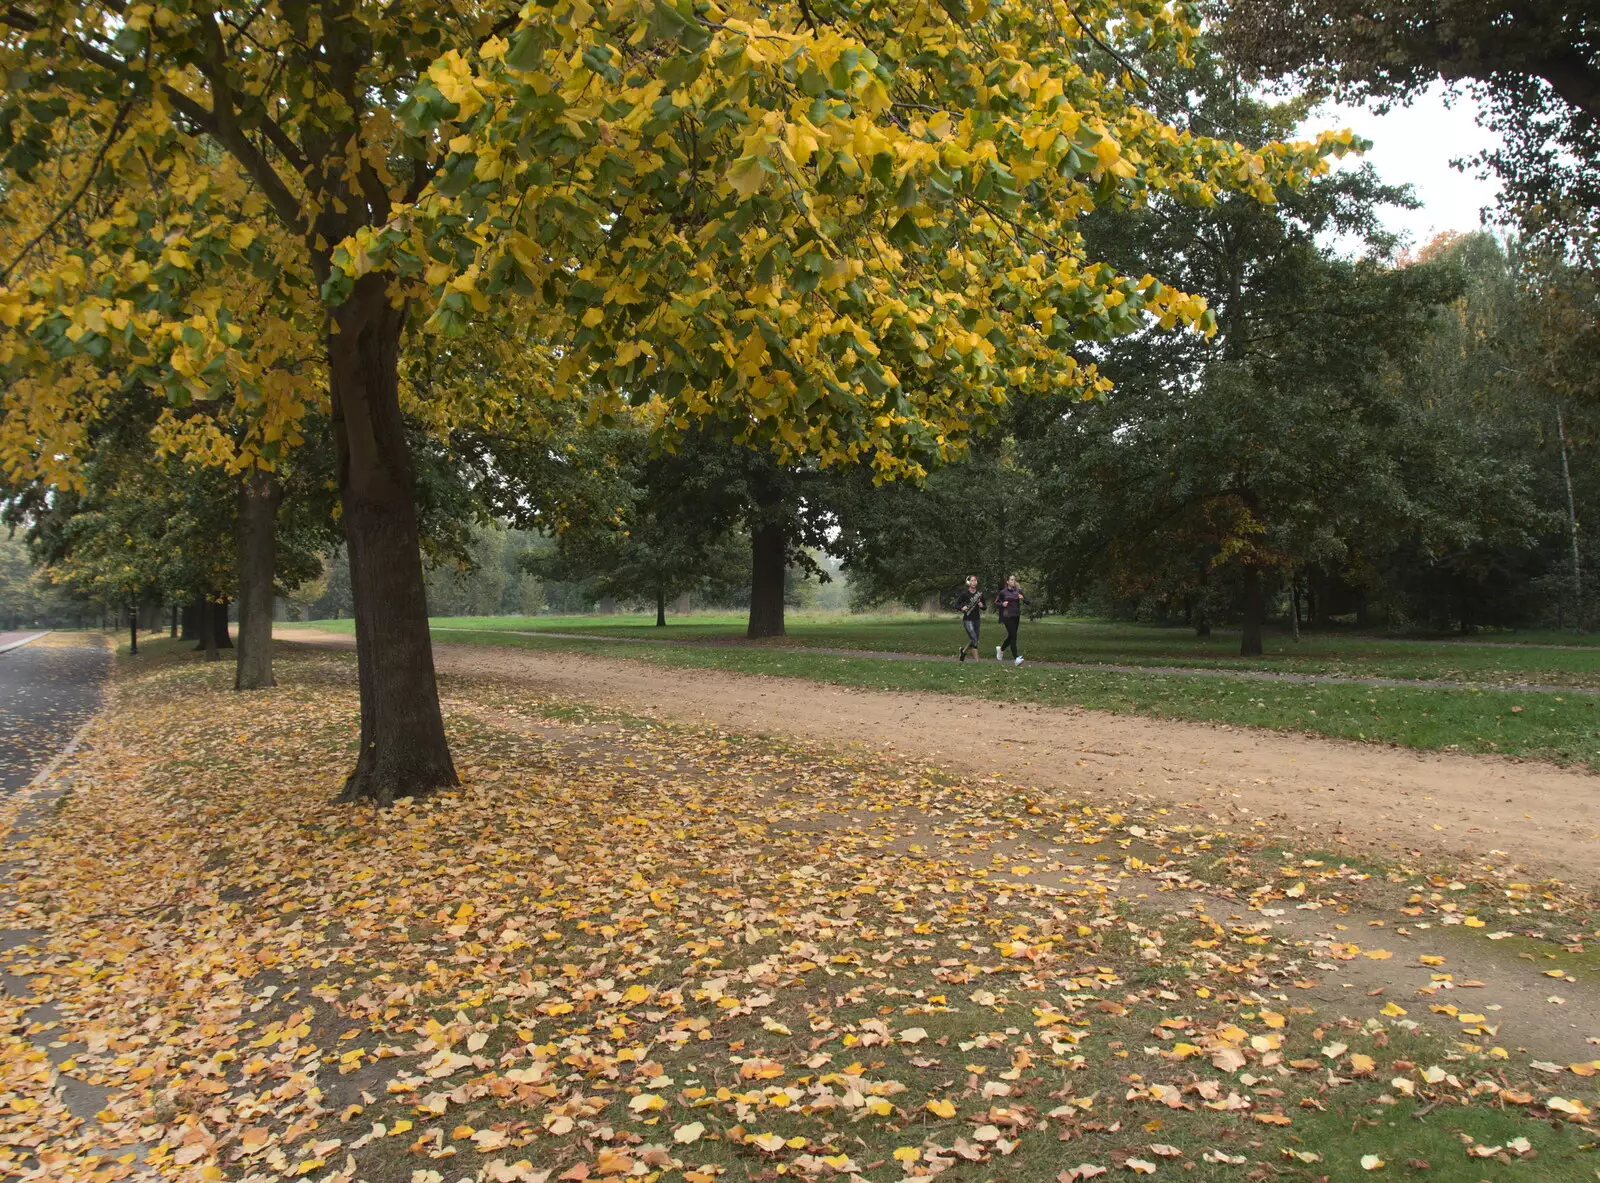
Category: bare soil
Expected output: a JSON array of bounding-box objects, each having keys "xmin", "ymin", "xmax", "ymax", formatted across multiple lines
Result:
[{"xmin": 283, "ymin": 630, "xmax": 1600, "ymax": 889}]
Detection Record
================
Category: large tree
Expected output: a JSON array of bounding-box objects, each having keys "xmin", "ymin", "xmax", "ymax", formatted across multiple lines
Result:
[
  {"xmin": 1, "ymin": 0, "xmax": 1351, "ymax": 801},
  {"xmin": 1023, "ymin": 67, "xmax": 1501, "ymax": 653}
]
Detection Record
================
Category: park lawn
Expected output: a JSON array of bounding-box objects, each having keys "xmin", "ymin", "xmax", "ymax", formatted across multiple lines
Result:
[
  {"xmin": 287, "ymin": 623, "xmax": 1600, "ymax": 768},
  {"xmin": 286, "ymin": 614, "xmax": 1600, "ymax": 690},
  {"xmin": 6, "ymin": 638, "xmax": 1599, "ymax": 1183}
]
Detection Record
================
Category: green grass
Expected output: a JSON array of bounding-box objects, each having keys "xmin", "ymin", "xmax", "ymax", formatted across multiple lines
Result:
[
  {"xmin": 284, "ymin": 622, "xmax": 1600, "ymax": 767},
  {"xmin": 286, "ymin": 613, "xmax": 1600, "ymax": 688}
]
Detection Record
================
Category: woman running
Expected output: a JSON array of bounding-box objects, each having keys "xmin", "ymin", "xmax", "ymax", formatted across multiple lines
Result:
[
  {"xmin": 994, "ymin": 574, "xmax": 1025, "ymax": 665},
  {"xmin": 955, "ymin": 574, "xmax": 985, "ymax": 661}
]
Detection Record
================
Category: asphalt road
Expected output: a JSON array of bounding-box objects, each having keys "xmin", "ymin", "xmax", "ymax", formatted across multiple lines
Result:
[{"xmin": 0, "ymin": 633, "xmax": 109, "ymax": 793}]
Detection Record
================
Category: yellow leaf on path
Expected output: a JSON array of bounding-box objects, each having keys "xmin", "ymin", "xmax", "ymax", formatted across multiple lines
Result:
[
  {"xmin": 629, "ymin": 1093, "xmax": 666, "ymax": 1112},
  {"xmin": 1349, "ymin": 1054, "xmax": 1375, "ymax": 1074},
  {"xmin": 927, "ymin": 1099, "xmax": 957, "ymax": 1118},
  {"xmin": 673, "ymin": 1121, "xmax": 705, "ymax": 1144},
  {"xmin": 900, "ymin": 1027, "xmax": 928, "ymax": 1043},
  {"xmin": 1361, "ymin": 1154, "xmax": 1385, "ymax": 1170},
  {"xmin": 1363, "ymin": 949, "xmax": 1393, "ymax": 960},
  {"xmin": 749, "ymin": 1133, "xmax": 785, "ymax": 1152},
  {"xmin": 893, "ymin": 1147, "xmax": 920, "ymax": 1162},
  {"xmin": 1259, "ymin": 1010, "xmax": 1285, "ymax": 1029},
  {"xmin": 1380, "ymin": 1002, "xmax": 1407, "ymax": 1017}
]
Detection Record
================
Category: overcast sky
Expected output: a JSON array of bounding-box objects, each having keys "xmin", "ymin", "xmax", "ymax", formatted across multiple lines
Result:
[{"xmin": 1296, "ymin": 82, "xmax": 1506, "ymax": 253}]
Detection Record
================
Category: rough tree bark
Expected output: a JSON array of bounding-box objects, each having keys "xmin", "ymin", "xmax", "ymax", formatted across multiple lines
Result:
[
  {"xmin": 184, "ymin": 598, "xmax": 200, "ymax": 643},
  {"xmin": 656, "ymin": 585, "xmax": 667, "ymax": 628},
  {"xmin": 747, "ymin": 520, "xmax": 787, "ymax": 638},
  {"xmin": 128, "ymin": 603, "xmax": 138, "ymax": 656},
  {"xmin": 214, "ymin": 601, "xmax": 234, "ymax": 649},
  {"xmin": 1240, "ymin": 565, "xmax": 1265, "ymax": 657},
  {"xmin": 235, "ymin": 469, "xmax": 283, "ymax": 690},
  {"xmin": 329, "ymin": 274, "xmax": 457, "ymax": 805}
]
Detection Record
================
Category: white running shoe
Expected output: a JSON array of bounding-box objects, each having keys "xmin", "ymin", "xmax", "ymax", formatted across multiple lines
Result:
[
  {"xmin": 1014, "ymin": 655, "xmax": 1024, "ymax": 666},
  {"xmin": 995, "ymin": 646, "xmax": 1003, "ymax": 661}
]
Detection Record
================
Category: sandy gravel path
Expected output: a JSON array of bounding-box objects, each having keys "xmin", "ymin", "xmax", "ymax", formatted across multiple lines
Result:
[{"xmin": 281, "ymin": 629, "xmax": 1600, "ymax": 887}]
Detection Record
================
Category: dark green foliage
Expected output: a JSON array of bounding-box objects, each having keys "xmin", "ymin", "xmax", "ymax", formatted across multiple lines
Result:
[{"xmin": 832, "ymin": 443, "xmax": 1042, "ymax": 611}]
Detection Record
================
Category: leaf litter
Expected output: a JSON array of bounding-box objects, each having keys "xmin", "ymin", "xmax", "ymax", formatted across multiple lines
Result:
[{"xmin": 1, "ymin": 645, "xmax": 1598, "ymax": 1182}]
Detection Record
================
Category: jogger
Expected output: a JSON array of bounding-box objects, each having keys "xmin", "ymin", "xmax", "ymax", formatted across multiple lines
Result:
[
  {"xmin": 955, "ymin": 575, "xmax": 985, "ymax": 661},
  {"xmin": 995, "ymin": 574, "xmax": 1025, "ymax": 665}
]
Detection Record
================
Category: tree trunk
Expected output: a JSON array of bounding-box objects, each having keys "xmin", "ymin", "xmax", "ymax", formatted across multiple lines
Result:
[
  {"xmin": 656, "ymin": 585, "xmax": 667, "ymax": 628},
  {"xmin": 1558, "ymin": 401, "xmax": 1584, "ymax": 633},
  {"xmin": 184, "ymin": 598, "xmax": 201, "ymax": 643},
  {"xmin": 200, "ymin": 598, "xmax": 221, "ymax": 662},
  {"xmin": 747, "ymin": 520, "xmax": 787, "ymax": 638},
  {"xmin": 235, "ymin": 469, "xmax": 283, "ymax": 691},
  {"xmin": 170, "ymin": 603, "xmax": 179, "ymax": 638},
  {"xmin": 1240, "ymin": 565, "xmax": 1264, "ymax": 657},
  {"xmin": 214, "ymin": 601, "xmax": 234, "ymax": 649},
  {"xmin": 1289, "ymin": 575, "xmax": 1301, "ymax": 643},
  {"xmin": 128, "ymin": 603, "xmax": 138, "ymax": 655},
  {"xmin": 328, "ymin": 274, "xmax": 457, "ymax": 805}
]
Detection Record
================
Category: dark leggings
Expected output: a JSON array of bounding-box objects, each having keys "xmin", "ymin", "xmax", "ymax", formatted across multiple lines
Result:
[
  {"xmin": 1002, "ymin": 616, "xmax": 1020, "ymax": 657},
  {"xmin": 963, "ymin": 616, "xmax": 981, "ymax": 650}
]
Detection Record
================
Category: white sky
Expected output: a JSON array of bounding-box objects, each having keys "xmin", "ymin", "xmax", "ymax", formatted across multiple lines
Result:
[{"xmin": 1296, "ymin": 82, "xmax": 1506, "ymax": 253}]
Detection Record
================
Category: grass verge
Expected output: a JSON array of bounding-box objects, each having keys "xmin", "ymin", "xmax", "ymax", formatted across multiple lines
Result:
[{"xmin": 282, "ymin": 615, "xmax": 1600, "ymax": 689}]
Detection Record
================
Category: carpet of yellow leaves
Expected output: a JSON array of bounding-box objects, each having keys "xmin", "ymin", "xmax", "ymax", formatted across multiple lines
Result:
[{"xmin": 1, "ymin": 644, "xmax": 1595, "ymax": 1183}]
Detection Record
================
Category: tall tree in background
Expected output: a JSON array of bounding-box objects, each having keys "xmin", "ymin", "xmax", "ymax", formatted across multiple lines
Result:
[
  {"xmin": 529, "ymin": 433, "xmax": 748, "ymax": 627},
  {"xmin": 1024, "ymin": 63, "xmax": 1489, "ymax": 653}
]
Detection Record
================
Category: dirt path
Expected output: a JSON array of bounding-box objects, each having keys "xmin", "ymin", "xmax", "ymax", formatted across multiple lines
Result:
[{"xmin": 282, "ymin": 630, "xmax": 1600, "ymax": 889}]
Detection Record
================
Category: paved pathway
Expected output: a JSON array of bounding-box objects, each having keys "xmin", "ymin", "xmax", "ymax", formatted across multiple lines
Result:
[
  {"xmin": 432, "ymin": 627, "xmax": 1600, "ymax": 696},
  {"xmin": 0, "ymin": 633, "xmax": 110, "ymax": 792}
]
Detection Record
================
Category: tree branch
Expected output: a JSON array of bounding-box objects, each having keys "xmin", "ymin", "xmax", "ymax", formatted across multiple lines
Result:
[
  {"xmin": 0, "ymin": 103, "xmax": 132, "ymax": 284},
  {"xmin": 1536, "ymin": 51, "xmax": 1600, "ymax": 121}
]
